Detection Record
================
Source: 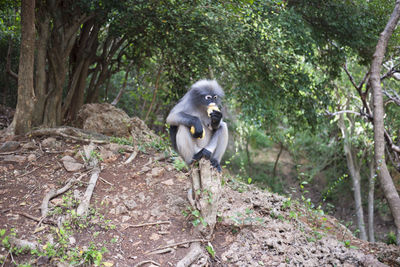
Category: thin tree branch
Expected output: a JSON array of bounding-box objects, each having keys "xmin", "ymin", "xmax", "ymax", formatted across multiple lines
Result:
[{"xmin": 6, "ymin": 38, "xmax": 18, "ymax": 81}]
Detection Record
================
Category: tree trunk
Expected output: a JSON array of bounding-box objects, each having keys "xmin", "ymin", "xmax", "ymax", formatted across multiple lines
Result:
[
  {"xmin": 32, "ymin": 12, "xmax": 50, "ymax": 127},
  {"xmin": 144, "ymin": 65, "xmax": 163, "ymax": 122},
  {"xmin": 111, "ymin": 63, "xmax": 133, "ymax": 106},
  {"xmin": 338, "ymin": 114, "xmax": 367, "ymax": 240},
  {"xmin": 273, "ymin": 142, "xmax": 283, "ymax": 179},
  {"xmin": 368, "ymin": 158, "xmax": 376, "ymax": 242},
  {"xmin": 64, "ymin": 20, "xmax": 99, "ymax": 122},
  {"xmin": 86, "ymin": 36, "xmax": 127, "ymax": 103},
  {"xmin": 370, "ymin": 0, "xmax": 400, "ymax": 244},
  {"xmin": 10, "ymin": 0, "xmax": 36, "ymax": 135}
]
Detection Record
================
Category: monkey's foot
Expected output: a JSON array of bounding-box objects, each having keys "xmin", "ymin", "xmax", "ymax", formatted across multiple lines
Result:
[
  {"xmin": 191, "ymin": 148, "xmax": 211, "ymax": 162},
  {"xmin": 210, "ymin": 158, "xmax": 222, "ymax": 172}
]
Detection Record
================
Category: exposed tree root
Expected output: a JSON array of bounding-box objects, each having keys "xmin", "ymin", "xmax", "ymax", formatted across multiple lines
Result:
[
  {"xmin": 133, "ymin": 260, "xmax": 160, "ymax": 267},
  {"xmin": 176, "ymin": 242, "xmax": 207, "ymax": 267},
  {"xmin": 40, "ymin": 177, "xmax": 76, "ymax": 218},
  {"xmin": 9, "ymin": 237, "xmax": 38, "ymax": 251},
  {"xmin": 122, "ymin": 220, "xmax": 170, "ymax": 230},
  {"xmin": 28, "ymin": 126, "xmax": 110, "ymax": 144},
  {"xmin": 124, "ymin": 150, "xmax": 138, "ymax": 164},
  {"xmin": 77, "ymin": 166, "xmax": 100, "ymax": 216},
  {"xmin": 18, "ymin": 212, "xmax": 57, "ymax": 226},
  {"xmin": 147, "ymin": 247, "xmax": 174, "ymax": 255},
  {"xmin": 145, "ymin": 239, "xmax": 207, "ymax": 254}
]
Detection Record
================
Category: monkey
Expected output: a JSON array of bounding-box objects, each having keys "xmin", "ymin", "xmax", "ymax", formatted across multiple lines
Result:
[{"xmin": 166, "ymin": 79, "xmax": 228, "ymax": 172}]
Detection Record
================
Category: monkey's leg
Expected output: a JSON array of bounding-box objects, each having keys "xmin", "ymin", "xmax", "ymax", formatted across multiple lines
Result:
[
  {"xmin": 205, "ymin": 122, "xmax": 228, "ymax": 163},
  {"xmin": 176, "ymin": 125, "xmax": 200, "ymax": 164}
]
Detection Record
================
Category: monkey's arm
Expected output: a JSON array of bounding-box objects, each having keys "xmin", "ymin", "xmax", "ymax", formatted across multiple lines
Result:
[
  {"xmin": 204, "ymin": 121, "xmax": 227, "ymax": 154},
  {"xmin": 210, "ymin": 110, "xmax": 223, "ymax": 130},
  {"xmin": 166, "ymin": 111, "xmax": 203, "ymax": 138}
]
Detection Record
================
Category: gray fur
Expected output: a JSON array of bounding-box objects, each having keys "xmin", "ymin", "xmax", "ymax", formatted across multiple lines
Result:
[{"xmin": 167, "ymin": 80, "xmax": 228, "ymax": 166}]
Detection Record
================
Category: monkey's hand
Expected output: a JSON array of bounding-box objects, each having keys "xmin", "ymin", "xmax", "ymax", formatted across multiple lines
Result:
[
  {"xmin": 189, "ymin": 119, "xmax": 204, "ymax": 139},
  {"xmin": 191, "ymin": 148, "xmax": 212, "ymax": 162},
  {"xmin": 210, "ymin": 158, "xmax": 222, "ymax": 172},
  {"xmin": 210, "ymin": 110, "xmax": 223, "ymax": 129}
]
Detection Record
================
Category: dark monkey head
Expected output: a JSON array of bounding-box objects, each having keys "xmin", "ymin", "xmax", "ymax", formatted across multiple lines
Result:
[{"xmin": 189, "ymin": 80, "xmax": 224, "ymax": 110}]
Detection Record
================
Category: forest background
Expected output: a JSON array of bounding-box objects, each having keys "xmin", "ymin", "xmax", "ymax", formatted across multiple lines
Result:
[{"xmin": 2, "ymin": 0, "xmax": 400, "ymax": 245}]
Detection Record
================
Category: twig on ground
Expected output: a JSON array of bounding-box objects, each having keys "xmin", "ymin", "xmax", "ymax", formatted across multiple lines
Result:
[
  {"xmin": 122, "ymin": 221, "xmax": 171, "ymax": 230},
  {"xmin": 145, "ymin": 239, "xmax": 207, "ymax": 254},
  {"xmin": 147, "ymin": 247, "xmax": 173, "ymax": 255},
  {"xmin": 154, "ymin": 154, "xmax": 169, "ymax": 162},
  {"xmin": 29, "ymin": 127, "xmax": 110, "ymax": 144},
  {"xmin": 18, "ymin": 212, "xmax": 57, "ymax": 226},
  {"xmin": 100, "ymin": 177, "xmax": 114, "ymax": 186},
  {"xmin": 133, "ymin": 260, "xmax": 160, "ymax": 267},
  {"xmin": 1, "ymin": 251, "xmax": 10, "ymax": 267},
  {"xmin": 18, "ymin": 166, "xmax": 42, "ymax": 178}
]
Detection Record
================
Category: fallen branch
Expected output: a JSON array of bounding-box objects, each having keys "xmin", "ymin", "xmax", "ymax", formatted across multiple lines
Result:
[
  {"xmin": 176, "ymin": 242, "xmax": 205, "ymax": 267},
  {"xmin": 145, "ymin": 239, "xmax": 207, "ymax": 254},
  {"xmin": 122, "ymin": 221, "xmax": 170, "ymax": 230},
  {"xmin": 18, "ymin": 212, "xmax": 57, "ymax": 226},
  {"xmin": 100, "ymin": 177, "xmax": 114, "ymax": 186},
  {"xmin": 124, "ymin": 150, "xmax": 138, "ymax": 164},
  {"xmin": 41, "ymin": 178, "xmax": 76, "ymax": 218},
  {"xmin": 18, "ymin": 166, "xmax": 42, "ymax": 178},
  {"xmin": 76, "ymin": 166, "xmax": 100, "ymax": 216},
  {"xmin": 28, "ymin": 126, "xmax": 110, "ymax": 144},
  {"xmin": 147, "ymin": 247, "xmax": 173, "ymax": 255},
  {"xmin": 133, "ymin": 260, "xmax": 160, "ymax": 267}
]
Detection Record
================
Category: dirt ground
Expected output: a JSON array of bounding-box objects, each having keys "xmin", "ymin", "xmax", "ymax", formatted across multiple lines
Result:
[{"xmin": 1, "ymin": 133, "xmax": 400, "ymax": 266}]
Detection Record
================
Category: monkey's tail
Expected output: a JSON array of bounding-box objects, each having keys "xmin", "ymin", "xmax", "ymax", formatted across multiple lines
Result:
[{"xmin": 169, "ymin": 125, "xmax": 178, "ymax": 151}]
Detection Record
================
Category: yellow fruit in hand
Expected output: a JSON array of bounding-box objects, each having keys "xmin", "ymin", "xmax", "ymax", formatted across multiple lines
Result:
[
  {"xmin": 190, "ymin": 126, "xmax": 205, "ymax": 139},
  {"xmin": 207, "ymin": 103, "xmax": 220, "ymax": 117}
]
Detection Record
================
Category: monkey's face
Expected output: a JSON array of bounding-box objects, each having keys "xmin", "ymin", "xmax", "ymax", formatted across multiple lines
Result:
[{"xmin": 190, "ymin": 86, "xmax": 223, "ymax": 111}]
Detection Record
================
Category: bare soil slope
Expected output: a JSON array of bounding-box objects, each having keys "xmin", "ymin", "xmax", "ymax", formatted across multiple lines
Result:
[{"xmin": 0, "ymin": 128, "xmax": 399, "ymax": 266}]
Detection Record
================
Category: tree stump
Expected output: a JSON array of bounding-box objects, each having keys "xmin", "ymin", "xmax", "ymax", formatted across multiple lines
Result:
[
  {"xmin": 190, "ymin": 158, "xmax": 222, "ymax": 237},
  {"xmin": 178, "ymin": 159, "xmax": 222, "ymax": 266}
]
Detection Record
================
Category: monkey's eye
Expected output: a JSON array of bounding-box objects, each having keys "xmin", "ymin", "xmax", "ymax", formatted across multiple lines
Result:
[
  {"xmin": 213, "ymin": 95, "xmax": 218, "ymax": 99},
  {"xmin": 205, "ymin": 95, "xmax": 212, "ymax": 100}
]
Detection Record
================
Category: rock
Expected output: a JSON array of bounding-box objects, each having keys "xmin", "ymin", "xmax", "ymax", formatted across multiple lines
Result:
[
  {"xmin": 69, "ymin": 236, "xmax": 76, "ymax": 245},
  {"xmin": 140, "ymin": 166, "xmax": 151, "ymax": 173},
  {"xmin": 123, "ymin": 199, "xmax": 138, "ymax": 210},
  {"xmin": 151, "ymin": 167, "xmax": 164, "ymax": 177},
  {"xmin": 27, "ymin": 154, "xmax": 36, "ymax": 161},
  {"xmin": 121, "ymin": 216, "xmax": 131, "ymax": 222},
  {"xmin": 62, "ymin": 161, "xmax": 83, "ymax": 172},
  {"xmin": 75, "ymin": 103, "xmax": 131, "ymax": 137},
  {"xmin": 22, "ymin": 142, "xmax": 36, "ymax": 150},
  {"xmin": 99, "ymin": 147, "xmax": 117, "ymax": 161},
  {"xmin": 61, "ymin": 156, "xmax": 83, "ymax": 172},
  {"xmin": 149, "ymin": 233, "xmax": 160, "ymax": 241},
  {"xmin": 2, "ymin": 155, "xmax": 26, "ymax": 164},
  {"xmin": 0, "ymin": 141, "xmax": 20, "ymax": 152},
  {"xmin": 41, "ymin": 137, "xmax": 57, "ymax": 148},
  {"xmin": 115, "ymin": 204, "xmax": 128, "ymax": 215},
  {"xmin": 161, "ymin": 178, "xmax": 174, "ymax": 186},
  {"xmin": 51, "ymin": 198, "xmax": 63, "ymax": 206}
]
